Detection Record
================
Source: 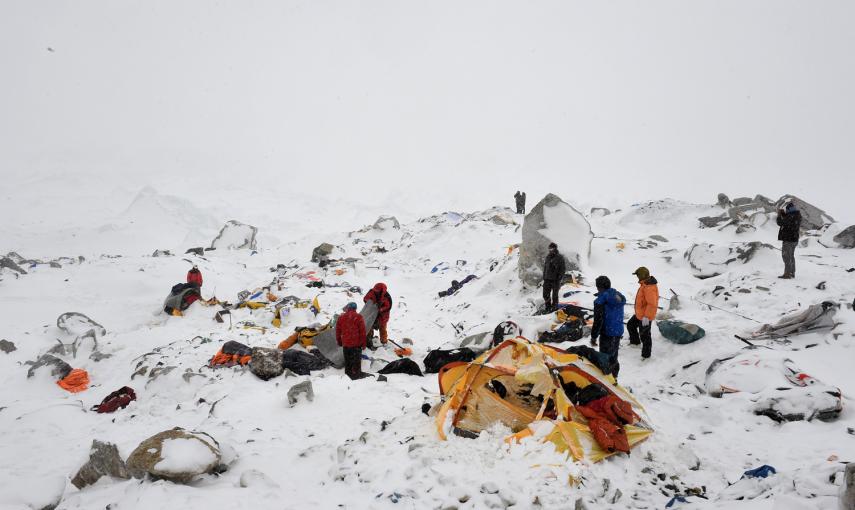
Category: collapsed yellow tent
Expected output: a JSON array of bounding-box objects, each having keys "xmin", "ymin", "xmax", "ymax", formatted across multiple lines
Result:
[{"xmin": 435, "ymin": 338, "xmax": 653, "ymax": 462}]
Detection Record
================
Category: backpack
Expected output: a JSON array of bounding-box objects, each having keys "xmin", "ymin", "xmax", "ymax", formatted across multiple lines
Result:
[
  {"xmin": 93, "ymin": 386, "xmax": 137, "ymax": 413},
  {"xmin": 492, "ymin": 321, "xmax": 521, "ymax": 346},
  {"xmin": 539, "ymin": 318, "xmax": 584, "ymax": 343}
]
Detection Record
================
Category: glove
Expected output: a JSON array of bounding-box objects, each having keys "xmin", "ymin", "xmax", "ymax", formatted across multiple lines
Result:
[{"xmin": 641, "ymin": 317, "xmax": 650, "ymax": 327}]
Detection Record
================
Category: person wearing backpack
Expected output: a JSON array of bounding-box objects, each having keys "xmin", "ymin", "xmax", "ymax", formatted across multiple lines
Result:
[
  {"xmin": 589, "ymin": 276, "xmax": 626, "ymax": 379},
  {"xmin": 336, "ymin": 302, "xmax": 368, "ymax": 379},
  {"xmin": 542, "ymin": 242, "xmax": 566, "ymax": 313}
]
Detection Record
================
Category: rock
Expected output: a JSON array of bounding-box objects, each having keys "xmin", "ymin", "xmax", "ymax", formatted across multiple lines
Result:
[
  {"xmin": 26, "ymin": 354, "xmax": 72, "ymax": 380},
  {"xmin": 775, "ymin": 194, "xmax": 835, "ymax": 230},
  {"xmin": 669, "ymin": 295, "xmax": 681, "ymax": 311},
  {"xmin": 590, "ymin": 207, "xmax": 612, "ymax": 217},
  {"xmin": 842, "ymin": 463, "xmax": 855, "ymax": 510},
  {"xmin": 480, "ymin": 482, "xmax": 500, "ymax": 494},
  {"xmin": 519, "ymin": 194, "xmax": 593, "ymax": 286},
  {"xmin": 377, "ymin": 375, "xmax": 388, "ymax": 382},
  {"xmin": 56, "ymin": 312, "xmax": 106, "ymax": 337},
  {"xmin": 684, "ymin": 242, "xmax": 775, "ymax": 278},
  {"xmin": 210, "ymin": 220, "xmax": 258, "ymax": 250},
  {"xmin": 698, "ymin": 215, "xmax": 729, "ymax": 228},
  {"xmin": 152, "ymin": 249, "xmax": 173, "ymax": 257},
  {"xmin": 649, "ymin": 235, "xmax": 668, "ymax": 242},
  {"xmin": 0, "ymin": 339, "xmax": 16, "ymax": 353},
  {"xmin": 287, "ymin": 380, "xmax": 314, "ymax": 406},
  {"xmin": 372, "ymin": 215, "xmax": 401, "ymax": 230},
  {"xmin": 311, "ymin": 243, "xmax": 335, "ymax": 263},
  {"xmin": 0, "ymin": 256, "xmax": 27, "ymax": 275},
  {"xmin": 239, "ymin": 469, "xmax": 280, "ymax": 489},
  {"xmin": 185, "ymin": 247, "xmax": 204, "ymax": 256},
  {"xmin": 249, "ymin": 347, "xmax": 284, "ymax": 380},
  {"xmin": 71, "ymin": 440, "xmax": 130, "ymax": 489},
  {"xmin": 490, "ymin": 214, "xmax": 514, "ymax": 226},
  {"xmin": 833, "ymin": 226, "xmax": 855, "ymax": 248},
  {"xmin": 716, "ymin": 193, "xmax": 732, "ymax": 208},
  {"xmin": 732, "ymin": 197, "xmax": 753, "ymax": 206},
  {"xmin": 126, "ymin": 428, "xmax": 221, "ymax": 483}
]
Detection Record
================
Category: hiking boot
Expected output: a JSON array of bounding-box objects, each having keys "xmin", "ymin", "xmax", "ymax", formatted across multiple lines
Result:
[{"xmin": 641, "ymin": 355, "xmax": 650, "ymax": 361}]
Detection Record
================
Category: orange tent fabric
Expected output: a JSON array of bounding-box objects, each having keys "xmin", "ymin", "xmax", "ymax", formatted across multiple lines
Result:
[{"xmin": 57, "ymin": 368, "xmax": 90, "ymax": 393}]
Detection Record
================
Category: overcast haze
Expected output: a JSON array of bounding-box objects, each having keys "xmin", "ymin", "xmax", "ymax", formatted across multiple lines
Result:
[{"xmin": 1, "ymin": 0, "xmax": 853, "ymax": 220}]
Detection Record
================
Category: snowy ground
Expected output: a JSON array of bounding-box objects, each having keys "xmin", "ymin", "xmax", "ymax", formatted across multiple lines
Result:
[{"xmin": 1, "ymin": 186, "xmax": 854, "ymax": 510}]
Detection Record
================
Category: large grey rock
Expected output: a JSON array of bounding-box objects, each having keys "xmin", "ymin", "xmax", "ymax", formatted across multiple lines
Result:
[
  {"xmin": 842, "ymin": 463, "xmax": 855, "ymax": 510},
  {"xmin": 716, "ymin": 193, "xmax": 732, "ymax": 208},
  {"xmin": 519, "ymin": 194, "xmax": 592, "ymax": 286},
  {"xmin": 57, "ymin": 312, "xmax": 106, "ymax": 337},
  {"xmin": 311, "ymin": 243, "xmax": 335, "ymax": 263},
  {"xmin": 249, "ymin": 347, "xmax": 285, "ymax": 380},
  {"xmin": 126, "ymin": 428, "xmax": 221, "ymax": 483},
  {"xmin": 698, "ymin": 215, "xmax": 729, "ymax": 228},
  {"xmin": 210, "ymin": 220, "xmax": 258, "ymax": 250},
  {"xmin": 684, "ymin": 242, "xmax": 775, "ymax": 278},
  {"xmin": 287, "ymin": 380, "xmax": 314, "ymax": 406},
  {"xmin": 0, "ymin": 257, "xmax": 27, "ymax": 275},
  {"xmin": 776, "ymin": 194, "xmax": 835, "ymax": 231},
  {"xmin": 833, "ymin": 226, "xmax": 855, "ymax": 249},
  {"xmin": 0, "ymin": 339, "xmax": 16, "ymax": 353},
  {"xmin": 71, "ymin": 440, "xmax": 130, "ymax": 489},
  {"xmin": 26, "ymin": 354, "xmax": 72, "ymax": 380}
]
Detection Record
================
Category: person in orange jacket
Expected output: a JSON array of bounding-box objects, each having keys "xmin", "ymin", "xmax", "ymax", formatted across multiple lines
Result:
[{"xmin": 627, "ymin": 266, "xmax": 658, "ymax": 359}]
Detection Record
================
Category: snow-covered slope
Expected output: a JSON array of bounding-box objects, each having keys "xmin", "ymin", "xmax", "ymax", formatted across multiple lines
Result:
[{"xmin": 0, "ymin": 192, "xmax": 853, "ymax": 510}]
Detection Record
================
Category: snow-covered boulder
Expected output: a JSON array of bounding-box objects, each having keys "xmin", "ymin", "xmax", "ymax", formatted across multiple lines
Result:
[
  {"xmin": 684, "ymin": 242, "xmax": 776, "ymax": 279},
  {"xmin": 210, "ymin": 220, "xmax": 258, "ymax": 250},
  {"xmin": 705, "ymin": 347, "xmax": 842, "ymax": 422},
  {"xmin": 832, "ymin": 225, "xmax": 855, "ymax": 248},
  {"xmin": 249, "ymin": 347, "xmax": 284, "ymax": 380},
  {"xmin": 519, "ymin": 194, "xmax": 592, "ymax": 286},
  {"xmin": 126, "ymin": 428, "xmax": 222, "ymax": 483},
  {"xmin": 775, "ymin": 194, "xmax": 835, "ymax": 231},
  {"xmin": 311, "ymin": 242, "xmax": 335, "ymax": 262},
  {"xmin": 372, "ymin": 215, "xmax": 400, "ymax": 230}
]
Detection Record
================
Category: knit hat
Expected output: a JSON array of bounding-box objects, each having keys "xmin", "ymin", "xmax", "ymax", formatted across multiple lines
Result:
[
  {"xmin": 632, "ymin": 266, "xmax": 650, "ymax": 281},
  {"xmin": 343, "ymin": 302, "xmax": 358, "ymax": 311}
]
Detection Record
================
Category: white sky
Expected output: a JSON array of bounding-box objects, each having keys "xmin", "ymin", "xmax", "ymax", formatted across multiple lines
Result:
[{"xmin": 1, "ymin": 0, "xmax": 853, "ymax": 220}]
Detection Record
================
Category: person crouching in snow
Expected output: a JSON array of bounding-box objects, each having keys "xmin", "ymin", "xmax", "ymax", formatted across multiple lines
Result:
[
  {"xmin": 363, "ymin": 282, "xmax": 392, "ymax": 347},
  {"xmin": 336, "ymin": 302, "xmax": 369, "ymax": 379},
  {"xmin": 187, "ymin": 265, "xmax": 203, "ymax": 287},
  {"xmin": 628, "ymin": 267, "xmax": 658, "ymax": 359},
  {"xmin": 590, "ymin": 276, "xmax": 626, "ymax": 379}
]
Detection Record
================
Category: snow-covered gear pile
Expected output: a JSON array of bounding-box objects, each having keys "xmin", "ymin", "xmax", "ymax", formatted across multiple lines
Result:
[
  {"xmin": 705, "ymin": 346, "xmax": 842, "ymax": 422},
  {"xmin": 749, "ymin": 301, "xmax": 837, "ymax": 339},
  {"xmin": 435, "ymin": 338, "xmax": 652, "ymax": 462}
]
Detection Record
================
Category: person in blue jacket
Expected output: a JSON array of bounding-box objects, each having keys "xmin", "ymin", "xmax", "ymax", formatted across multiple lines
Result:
[{"xmin": 590, "ymin": 275, "xmax": 626, "ymax": 379}]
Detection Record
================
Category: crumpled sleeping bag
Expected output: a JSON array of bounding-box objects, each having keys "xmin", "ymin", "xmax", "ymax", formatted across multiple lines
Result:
[
  {"xmin": 423, "ymin": 348, "xmax": 477, "ymax": 373},
  {"xmin": 378, "ymin": 358, "xmax": 423, "ymax": 376},
  {"xmin": 281, "ymin": 349, "xmax": 332, "ymax": 376},
  {"xmin": 657, "ymin": 320, "xmax": 706, "ymax": 344}
]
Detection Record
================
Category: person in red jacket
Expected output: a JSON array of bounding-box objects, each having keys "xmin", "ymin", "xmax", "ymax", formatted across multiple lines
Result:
[
  {"xmin": 187, "ymin": 265, "xmax": 203, "ymax": 287},
  {"xmin": 336, "ymin": 302, "xmax": 368, "ymax": 379},
  {"xmin": 363, "ymin": 282, "xmax": 392, "ymax": 346}
]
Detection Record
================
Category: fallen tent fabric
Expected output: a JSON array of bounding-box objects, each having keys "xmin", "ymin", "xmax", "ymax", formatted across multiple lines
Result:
[
  {"xmin": 281, "ymin": 349, "xmax": 332, "ymax": 376},
  {"xmin": 93, "ymin": 386, "xmax": 137, "ymax": 413},
  {"xmin": 423, "ymin": 348, "xmax": 477, "ymax": 373},
  {"xmin": 750, "ymin": 301, "xmax": 837, "ymax": 340},
  {"xmin": 313, "ymin": 300, "xmax": 378, "ymax": 368},
  {"xmin": 377, "ymin": 358, "xmax": 423, "ymax": 377},
  {"xmin": 435, "ymin": 338, "xmax": 652, "ymax": 462},
  {"xmin": 658, "ymin": 320, "xmax": 706, "ymax": 344},
  {"xmin": 705, "ymin": 346, "xmax": 842, "ymax": 422},
  {"xmin": 58, "ymin": 368, "xmax": 90, "ymax": 393},
  {"xmin": 209, "ymin": 340, "xmax": 252, "ymax": 367}
]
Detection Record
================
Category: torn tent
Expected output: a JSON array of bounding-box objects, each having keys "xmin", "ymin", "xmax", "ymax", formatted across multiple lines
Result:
[
  {"xmin": 750, "ymin": 301, "xmax": 837, "ymax": 339},
  {"xmin": 435, "ymin": 338, "xmax": 652, "ymax": 462},
  {"xmin": 278, "ymin": 324, "xmax": 330, "ymax": 350},
  {"xmin": 209, "ymin": 340, "xmax": 252, "ymax": 367}
]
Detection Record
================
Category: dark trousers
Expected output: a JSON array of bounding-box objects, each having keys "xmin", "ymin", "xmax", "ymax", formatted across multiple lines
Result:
[
  {"xmin": 543, "ymin": 280, "xmax": 559, "ymax": 311},
  {"xmin": 782, "ymin": 241, "xmax": 796, "ymax": 277},
  {"xmin": 599, "ymin": 336, "xmax": 621, "ymax": 378},
  {"xmin": 343, "ymin": 347, "xmax": 364, "ymax": 379},
  {"xmin": 627, "ymin": 316, "xmax": 652, "ymax": 358}
]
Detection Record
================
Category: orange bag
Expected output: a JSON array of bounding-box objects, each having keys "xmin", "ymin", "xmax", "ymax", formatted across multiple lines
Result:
[{"xmin": 57, "ymin": 369, "xmax": 90, "ymax": 393}]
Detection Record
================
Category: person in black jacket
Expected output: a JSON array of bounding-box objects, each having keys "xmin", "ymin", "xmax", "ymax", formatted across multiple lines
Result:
[
  {"xmin": 542, "ymin": 242, "xmax": 566, "ymax": 312},
  {"xmin": 776, "ymin": 201, "xmax": 802, "ymax": 279}
]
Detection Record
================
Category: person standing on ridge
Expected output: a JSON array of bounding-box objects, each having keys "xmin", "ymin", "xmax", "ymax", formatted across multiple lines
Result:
[
  {"xmin": 590, "ymin": 275, "xmax": 626, "ymax": 379},
  {"xmin": 363, "ymin": 282, "xmax": 393, "ymax": 346},
  {"xmin": 542, "ymin": 242, "xmax": 566, "ymax": 313},
  {"xmin": 776, "ymin": 201, "xmax": 802, "ymax": 279},
  {"xmin": 336, "ymin": 302, "xmax": 368, "ymax": 379},
  {"xmin": 627, "ymin": 266, "xmax": 658, "ymax": 359},
  {"xmin": 514, "ymin": 191, "xmax": 523, "ymax": 214}
]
